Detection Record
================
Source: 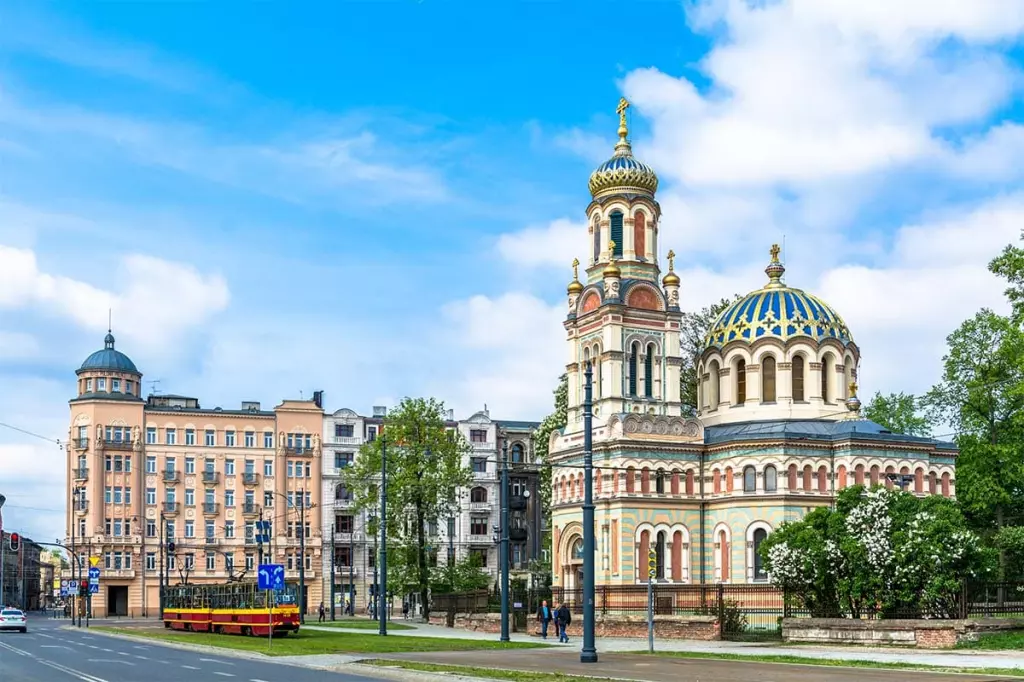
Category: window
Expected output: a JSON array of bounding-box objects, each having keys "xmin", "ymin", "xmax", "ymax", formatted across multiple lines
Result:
[
  {"xmin": 111, "ymin": 378, "xmax": 121, "ymax": 392},
  {"xmin": 104, "ymin": 518, "xmax": 112, "ymax": 535},
  {"xmin": 225, "ymin": 459, "xmax": 235, "ymax": 476},
  {"xmin": 510, "ymin": 443, "xmax": 524, "ymax": 464},
  {"xmin": 335, "ymin": 424, "xmax": 354, "ymax": 438},
  {"xmin": 146, "ymin": 520, "xmax": 156, "ymax": 537},
  {"xmin": 366, "ymin": 426, "xmax": 377, "ymax": 442},
  {"xmin": 146, "ymin": 553, "xmax": 156, "ymax": 571},
  {"xmin": 335, "ymin": 484, "xmax": 351, "ymax": 501},
  {"xmin": 224, "ymin": 521, "xmax": 235, "ymax": 539},
  {"xmin": 146, "ymin": 456, "xmax": 156, "ymax": 473},
  {"xmin": 206, "ymin": 553, "xmax": 216, "ymax": 571},
  {"xmin": 124, "ymin": 457, "xmax": 132, "ymax": 473},
  {"xmin": 224, "ymin": 553, "xmax": 234, "ymax": 572},
  {"xmin": 225, "ymin": 430, "xmax": 236, "ymax": 447},
  {"xmin": 470, "ymin": 487, "xmax": 488, "ymax": 503},
  {"xmin": 792, "ymin": 355, "xmax": 805, "ymax": 402},
  {"xmin": 753, "ymin": 528, "xmax": 769, "ymax": 581},
  {"xmin": 97, "ymin": 378, "xmax": 106, "ymax": 391},
  {"xmin": 185, "ymin": 521, "xmax": 195, "ymax": 538},
  {"xmin": 287, "ymin": 461, "xmax": 294, "ymax": 478},
  {"xmin": 184, "ymin": 554, "xmax": 195, "ymax": 570},
  {"xmin": 821, "ymin": 356, "xmax": 832, "ymax": 402},
  {"xmin": 470, "ymin": 549, "xmax": 488, "ymax": 567},
  {"xmin": 146, "ymin": 427, "xmax": 157, "ymax": 444},
  {"xmin": 764, "ymin": 466, "xmax": 777, "ymax": 492},
  {"xmin": 245, "ymin": 554, "xmax": 254, "ymax": 571},
  {"xmin": 628, "ymin": 343, "xmax": 638, "ymax": 396},
  {"xmin": 263, "ymin": 432, "xmax": 273, "ymax": 449},
  {"xmin": 244, "ymin": 431, "xmax": 255, "ymax": 447},
  {"xmin": 165, "ymin": 520, "xmax": 176, "ymax": 538},
  {"xmin": 165, "ymin": 428, "xmax": 177, "ymax": 445},
  {"xmin": 185, "ymin": 429, "xmax": 196, "ymax": 446},
  {"xmin": 762, "ymin": 356, "xmax": 777, "ymax": 402},
  {"xmin": 335, "ymin": 546, "xmax": 352, "ymax": 566},
  {"xmin": 86, "ymin": 379, "xmax": 93, "ymax": 392},
  {"xmin": 335, "ymin": 452, "xmax": 354, "ymax": 468},
  {"xmin": 655, "ymin": 531, "xmax": 666, "ymax": 580},
  {"xmin": 472, "ymin": 458, "xmax": 487, "ymax": 473},
  {"xmin": 126, "ymin": 380, "xmax": 133, "ymax": 395},
  {"xmin": 205, "ymin": 488, "xmax": 215, "ymax": 505},
  {"xmin": 634, "ymin": 211, "xmax": 646, "ymax": 258},
  {"xmin": 743, "ymin": 466, "xmax": 756, "ymax": 493},
  {"xmin": 264, "ymin": 492, "xmax": 274, "ymax": 508},
  {"xmin": 735, "ymin": 360, "xmax": 747, "ymax": 404},
  {"xmin": 185, "ymin": 457, "xmax": 195, "ymax": 474},
  {"xmin": 336, "ymin": 515, "xmax": 354, "ymax": 533},
  {"xmin": 244, "ymin": 459, "xmax": 255, "ymax": 474},
  {"xmin": 655, "ymin": 469, "xmax": 666, "ymax": 494},
  {"xmin": 470, "ymin": 516, "xmax": 489, "ymax": 535},
  {"xmin": 113, "ymin": 519, "xmax": 123, "ymax": 536},
  {"xmin": 644, "ymin": 344, "xmax": 655, "ymax": 398},
  {"xmin": 244, "ymin": 490, "xmax": 254, "ymax": 506},
  {"xmin": 264, "ymin": 460, "xmax": 273, "ymax": 477},
  {"xmin": 185, "ymin": 489, "xmax": 195, "ymax": 506},
  {"xmin": 592, "ymin": 218, "xmax": 600, "ymax": 263},
  {"xmin": 470, "ymin": 429, "xmax": 487, "ymax": 443},
  {"xmin": 225, "ymin": 490, "xmax": 235, "ymax": 507},
  {"xmin": 609, "ymin": 211, "xmax": 623, "ymax": 256},
  {"xmin": 205, "ymin": 430, "xmax": 216, "ymax": 446}
]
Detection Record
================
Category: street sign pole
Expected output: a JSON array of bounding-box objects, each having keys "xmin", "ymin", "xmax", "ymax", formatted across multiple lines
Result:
[
  {"xmin": 647, "ymin": 549, "xmax": 656, "ymax": 653},
  {"xmin": 268, "ymin": 588, "xmax": 273, "ymax": 650}
]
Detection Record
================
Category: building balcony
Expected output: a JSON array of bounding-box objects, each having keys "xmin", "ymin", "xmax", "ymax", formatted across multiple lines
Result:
[
  {"xmin": 73, "ymin": 467, "xmax": 89, "ymax": 481},
  {"xmin": 333, "ymin": 498, "xmax": 355, "ymax": 508},
  {"xmin": 467, "ymin": 534, "xmax": 492, "ymax": 545},
  {"xmin": 203, "ymin": 502, "xmax": 220, "ymax": 515},
  {"xmin": 73, "ymin": 438, "xmax": 89, "ymax": 451},
  {"xmin": 75, "ymin": 501, "xmax": 89, "ymax": 514},
  {"xmin": 103, "ymin": 439, "xmax": 134, "ymax": 450},
  {"xmin": 242, "ymin": 503, "xmax": 260, "ymax": 517},
  {"xmin": 101, "ymin": 535, "xmax": 140, "ymax": 545},
  {"xmin": 509, "ymin": 527, "xmax": 528, "ymax": 542},
  {"xmin": 204, "ymin": 536, "xmax": 219, "ymax": 546},
  {"xmin": 202, "ymin": 471, "xmax": 220, "ymax": 485},
  {"xmin": 330, "ymin": 436, "xmax": 361, "ymax": 446},
  {"xmin": 105, "ymin": 569, "xmax": 136, "ymax": 580},
  {"xmin": 244, "ymin": 536, "xmax": 257, "ymax": 546},
  {"xmin": 331, "ymin": 531, "xmax": 366, "ymax": 544},
  {"xmin": 472, "ymin": 470, "xmax": 494, "ymax": 480},
  {"xmin": 285, "ymin": 569, "xmax": 315, "ymax": 579},
  {"xmin": 284, "ymin": 446, "xmax": 314, "ymax": 457},
  {"xmin": 241, "ymin": 472, "xmax": 260, "ymax": 486},
  {"xmin": 333, "ymin": 565, "xmax": 360, "ymax": 577},
  {"xmin": 163, "ymin": 502, "xmax": 180, "ymax": 515},
  {"xmin": 163, "ymin": 471, "xmax": 180, "ymax": 484},
  {"xmin": 471, "ymin": 441, "xmax": 494, "ymax": 451},
  {"xmin": 509, "ymin": 495, "xmax": 528, "ymax": 511}
]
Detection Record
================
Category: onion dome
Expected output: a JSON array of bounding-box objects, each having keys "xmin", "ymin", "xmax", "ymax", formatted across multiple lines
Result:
[
  {"xmin": 704, "ymin": 244, "xmax": 854, "ymax": 349},
  {"xmin": 567, "ymin": 258, "xmax": 584, "ymax": 294},
  {"xmin": 662, "ymin": 249, "xmax": 680, "ymax": 286},
  {"xmin": 588, "ymin": 98, "xmax": 659, "ymax": 199},
  {"xmin": 77, "ymin": 331, "xmax": 139, "ymax": 374}
]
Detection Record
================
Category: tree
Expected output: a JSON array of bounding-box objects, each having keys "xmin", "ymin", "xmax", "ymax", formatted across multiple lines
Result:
[
  {"xmin": 863, "ymin": 391, "xmax": 930, "ymax": 436},
  {"xmin": 533, "ymin": 374, "xmax": 567, "ymax": 519},
  {"xmin": 679, "ymin": 297, "xmax": 739, "ymax": 416},
  {"xmin": 989, "ymin": 240, "xmax": 1024, "ymax": 321},
  {"xmin": 430, "ymin": 553, "xmax": 491, "ymax": 594},
  {"xmin": 342, "ymin": 397, "xmax": 472, "ymax": 620}
]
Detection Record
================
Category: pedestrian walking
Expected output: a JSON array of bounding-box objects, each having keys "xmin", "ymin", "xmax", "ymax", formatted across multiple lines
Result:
[
  {"xmin": 536, "ymin": 600, "xmax": 552, "ymax": 639},
  {"xmin": 318, "ymin": 601, "xmax": 326, "ymax": 623},
  {"xmin": 555, "ymin": 601, "xmax": 571, "ymax": 643}
]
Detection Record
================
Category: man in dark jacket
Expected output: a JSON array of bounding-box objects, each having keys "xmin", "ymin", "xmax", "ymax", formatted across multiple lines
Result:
[
  {"xmin": 555, "ymin": 602, "xmax": 571, "ymax": 643},
  {"xmin": 536, "ymin": 600, "xmax": 552, "ymax": 639}
]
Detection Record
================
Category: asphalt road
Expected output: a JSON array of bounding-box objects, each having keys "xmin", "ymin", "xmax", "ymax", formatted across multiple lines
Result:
[{"xmin": 0, "ymin": 614, "xmax": 373, "ymax": 682}]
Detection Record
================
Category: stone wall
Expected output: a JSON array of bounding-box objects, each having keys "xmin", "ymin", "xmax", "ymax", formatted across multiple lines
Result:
[
  {"xmin": 428, "ymin": 612, "xmax": 719, "ymax": 640},
  {"xmin": 782, "ymin": 618, "xmax": 1024, "ymax": 649}
]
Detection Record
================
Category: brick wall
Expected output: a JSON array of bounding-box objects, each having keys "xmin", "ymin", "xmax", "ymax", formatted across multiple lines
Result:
[
  {"xmin": 915, "ymin": 627, "xmax": 958, "ymax": 649},
  {"xmin": 783, "ymin": 618, "xmax": 1024, "ymax": 650}
]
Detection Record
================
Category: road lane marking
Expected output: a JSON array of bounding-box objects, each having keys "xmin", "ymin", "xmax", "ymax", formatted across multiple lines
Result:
[
  {"xmin": 100, "ymin": 647, "xmax": 112, "ymax": 652},
  {"xmin": 250, "ymin": 678, "xmax": 271, "ymax": 682},
  {"xmin": 0, "ymin": 640, "xmax": 111, "ymax": 682},
  {"xmin": 212, "ymin": 673, "xmax": 235, "ymax": 678},
  {"xmin": 182, "ymin": 664, "xmax": 200, "ymax": 669},
  {"xmin": 87, "ymin": 659, "xmax": 135, "ymax": 665},
  {"xmin": 200, "ymin": 657, "xmax": 234, "ymax": 665},
  {"xmin": 134, "ymin": 655, "xmax": 149, "ymax": 660},
  {"xmin": 38, "ymin": 632, "xmax": 54, "ymax": 639},
  {"xmin": 117, "ymin": 651, "xmax": 131, "ymax": 656}
]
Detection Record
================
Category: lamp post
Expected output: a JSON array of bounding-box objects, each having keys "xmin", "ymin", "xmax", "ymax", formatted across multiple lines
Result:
[
  {"xmin": 499, "ymin": 436, "xmax": 510, "ymax": 642},
  {"xmin": 379, "ymin": 409, "xmax": 388, "ymax": 636},
  {"xmin": 298, "ymin": 487, "xmax": 306, "ymax": 624},
  {"xmin": 580, "ymin": 361, "xmax": 598, "ymax": 663}
]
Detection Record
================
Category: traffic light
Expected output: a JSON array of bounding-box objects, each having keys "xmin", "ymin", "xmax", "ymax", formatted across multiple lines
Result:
[
  {"xmin": 647, "ymin": 549, "xmax": 657, "ymax": 579},
  {"xmin": 8, "ymin": 532, "xmax": 19, "ymax": 552},
  {"xmin": 167, "ymin": 541, "xmax": 176, "ymax": 553},
  {"xmin": 79, "ymin": 579, "xmax": 89, "ymax": 597}
]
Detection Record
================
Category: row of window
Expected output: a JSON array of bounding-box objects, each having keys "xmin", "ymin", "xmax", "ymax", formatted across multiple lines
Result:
[
  {"xmin": 139, "ymin": 551, "xmax": 314, "ymax": 572},
  {"xmin": 81, "ymin": 377, "xmax": 136, "ymax": 396},
  {"xmin": 86, "ymin": 487, "xmax": 311, "ymax": 517},
  {"xmin": 702, "ymin": 353, "xmax": 853, "ymax": 409},
  {"xmin": 79, "ymin": 425, "xmax": 315, "ymax": 450}
]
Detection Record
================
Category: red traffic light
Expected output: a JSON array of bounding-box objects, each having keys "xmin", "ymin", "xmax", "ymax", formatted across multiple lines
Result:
[
  {"xmin": 7, "ymin": 533, "xmax": 19, "ymax": 551},
  {"xmin": 80, "ymin": 579, "xmax": 88, "ymax": 589}
]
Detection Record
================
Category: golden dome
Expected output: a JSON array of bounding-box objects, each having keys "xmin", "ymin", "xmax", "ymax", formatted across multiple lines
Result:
[
  {"xmin": 588, "ymin": 98, "xmax": 659, "ymax": 198},
  {"xmin": 603, "ymin": 262, "xmax": 621, "ymax": 278},
  {"xmin": 662, "ymin": 249, "xmax": 680, "ymax": 286},
  {"xmin": 568, "ymin": 258, "xmax": 584, "ymax": 294}
]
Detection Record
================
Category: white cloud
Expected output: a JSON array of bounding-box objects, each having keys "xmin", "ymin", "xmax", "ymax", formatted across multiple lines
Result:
[
  {"xmin": 0, "ymin": 245, "xmax": 230, "ymax": 355},
  {"xmin": 496, "ymin": 219, "xmax": 585, "ymax": 269}
]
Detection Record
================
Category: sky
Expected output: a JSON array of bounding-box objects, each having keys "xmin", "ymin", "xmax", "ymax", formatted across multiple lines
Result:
[{"xmin": 2, "ymin": 0, "xmax": 1024, "ymax": 544}]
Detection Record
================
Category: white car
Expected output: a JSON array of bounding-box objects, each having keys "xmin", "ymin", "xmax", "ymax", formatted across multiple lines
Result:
[{"xmin": 0, "ymin": 609, "xmax": 27, "ymax": 633}]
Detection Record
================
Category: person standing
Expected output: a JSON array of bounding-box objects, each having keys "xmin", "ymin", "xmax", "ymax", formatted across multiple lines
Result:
[
  {"xmin": 555, "ymin": 601, "xmax": 571, "ymax": 643},
  {"xmin": 536, "ymin": 600, "xmax": 552, "ymax": 639}
]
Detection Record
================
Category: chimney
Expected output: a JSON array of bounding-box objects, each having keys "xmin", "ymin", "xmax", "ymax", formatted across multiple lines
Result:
[{"xmin": 313, "ymin": 390, "xmax": 324, "ymax": 409}]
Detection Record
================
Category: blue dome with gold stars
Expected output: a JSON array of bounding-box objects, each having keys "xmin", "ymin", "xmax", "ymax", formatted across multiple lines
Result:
[{"xmin": 704, "ymin": 246, "xmax": 854, "ymax": 349}]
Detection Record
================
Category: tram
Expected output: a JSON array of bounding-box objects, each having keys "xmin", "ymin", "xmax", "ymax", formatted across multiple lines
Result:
[{"xmin": 161, "ymin": 581, "xmax": 301, "ymax": 636}]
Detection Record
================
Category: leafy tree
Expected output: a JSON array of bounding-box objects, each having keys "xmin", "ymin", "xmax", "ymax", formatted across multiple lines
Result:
[
  {"xmin": 533, "ymin": 374, "xmax": 567, "ymax": 520},
  {"xmin": 679, "ymin": 296, "xmax": 740, "ymax": 416},
  {"xmin": 342, "ymin": 397, "xmax": 472, "ymax": 619},
  {"xmin": 989, "ymin": 240, "xmax": 1024, "ymax": 321},
  {"xmin": 863, "ymin": 391, "xmax": 931, "ymax": 436},
  {"xmin": 430, "ymin": 553, "xmax": 491, "ymax": 594}
]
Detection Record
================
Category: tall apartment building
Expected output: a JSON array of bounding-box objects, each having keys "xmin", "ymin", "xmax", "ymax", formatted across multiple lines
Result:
[
  {"xmin": 65, "ymin": 331, "xmax": 324, "ymax": 617},
  {"xmin": 0, "ymin": 531, "xmax": 42, "ymax": 609},
  {"xmin": 320, "ymin": 405, "xmax": 541, "ymax": 612}
]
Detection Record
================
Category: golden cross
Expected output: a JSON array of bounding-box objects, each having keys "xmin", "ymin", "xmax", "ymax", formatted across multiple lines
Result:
[
  {"xmin": 667, "ymin": 249, "xmax": 676, "ymax": 271},
  {"xmin": 849, "ymin": 381, "xmax": 858, "ymax": 396},
  {"xmin": 616, "ymin": 97, "xmax": 630, "ymax": 117},
  {"xmin": 608, "ymin": 240, "xmax": 616, "ymax": 259},
  {"xmin": 571, "ymin": 258, "xmax": 580, "ymax": 280},
  {"xmin": 769, "ymin": 243, "xmax": 781, "ymax": 262}
]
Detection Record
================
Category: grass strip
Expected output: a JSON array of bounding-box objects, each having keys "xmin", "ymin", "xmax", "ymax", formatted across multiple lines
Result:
[
  {"xmin": 91, "ymin": 626, "xmax": 544, "ymax": 656},
  {"xmin": 365, "ymin": 660, "xmax": 619, "ymax": 682},
  {"xmin": 314, "ymin": 620, "xmax": 416, "ymax": 631}
]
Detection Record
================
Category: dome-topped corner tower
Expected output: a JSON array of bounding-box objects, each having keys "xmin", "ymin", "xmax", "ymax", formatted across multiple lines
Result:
[
  {"xmin": 584, "ymin": 98, "xmax": 663, "ymax": 286},
  {"xmin": 697, "ymin": 245, "xmax": 860, "ymax": 427},
  {"xmin": 73, "ymin": 329, "xmax": 144, "ymax": 402}
]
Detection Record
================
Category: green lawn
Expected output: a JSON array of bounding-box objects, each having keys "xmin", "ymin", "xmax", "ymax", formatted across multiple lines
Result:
[
  {"xmin": 92, "ymin": 626, "xmax": 544, "ymax": 656},
  {"xmin": 958, "ymin": 630, "xmax": 1024, "ymax": 650},
  {"xmin": 315, "ymin": 619, "xmax": 415, "ymax": 631},
  {"xmin": 367, "ymin": 660, "xmax": 616, "ymax": 682}
]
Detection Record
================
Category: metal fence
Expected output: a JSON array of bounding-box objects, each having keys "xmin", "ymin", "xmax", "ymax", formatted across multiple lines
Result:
[{"xmin": 431, "ymin": 581, "xmax": 1024, "ymax": 641}]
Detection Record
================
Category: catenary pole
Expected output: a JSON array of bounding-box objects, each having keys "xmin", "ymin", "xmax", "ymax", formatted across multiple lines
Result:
[{"xmin": 581, "ymin": 361, "xmax": 598, "ymax": 663}]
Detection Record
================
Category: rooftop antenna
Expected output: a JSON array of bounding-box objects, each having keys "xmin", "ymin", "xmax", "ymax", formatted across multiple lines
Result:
[
  {"xmin": 299, "ymin": 390, "xmax": 304, "ymax": 400},
  {"xmin": 107, "ymin": 308, "xmax": 112, "ymax": 333},
  {"xmin": 148, "ymin": 380, "xmax": 162, "ymax": 395}
]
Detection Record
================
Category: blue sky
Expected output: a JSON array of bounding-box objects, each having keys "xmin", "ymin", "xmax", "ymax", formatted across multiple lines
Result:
[{"xmin": 2, "ymin": 0, "xmax": 1024, "ymax": 542}]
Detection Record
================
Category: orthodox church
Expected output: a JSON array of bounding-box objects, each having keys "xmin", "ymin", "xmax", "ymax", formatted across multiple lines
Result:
[{"xmin": 548, "ymin": 99, "xmax": 958, "ymax": 588}]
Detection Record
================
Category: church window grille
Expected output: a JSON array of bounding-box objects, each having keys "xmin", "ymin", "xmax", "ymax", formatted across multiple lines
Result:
[
  {"xmin": 592, "ymin": 220, "xmax": 600, "ymax": 263},
  {"xmin": 655, "ymin": 531, "xmax": 666, "ymax": 580},
  {"xmin": 655, "ymin": 469, "xmax": 665, "ymax": 494},
  {"xmin": 752, "ymin": 528, "xmax": 769, "ymax": 581},
  {"xmin": 792, "ymin": 355, "xmax": 805, "ymax": 401},
  {"xmin": 610, "ymin": 212, "xmax": 624, "ymax": 257},
  {"xmin": 644, "ymin": 343, "xmax": 654, "ymax": 398},
  {"xmin": 762, "ymin": 356, "xmax": 777, "ymax": 402}
]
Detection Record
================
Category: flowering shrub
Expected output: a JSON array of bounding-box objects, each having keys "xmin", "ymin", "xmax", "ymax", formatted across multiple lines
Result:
[{"xmin": 760, "ymin": 485, "xmax": 994, "ymax": 619}]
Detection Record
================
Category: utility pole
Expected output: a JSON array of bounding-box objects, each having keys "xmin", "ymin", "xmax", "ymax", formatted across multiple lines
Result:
[
  {"xmin": 330, "ymin": 523, "xmax": 336, "ymax": 621},
  {"xmin": 298, "ymin": 487, "xmax": 306, "ymax": 624},
  {"xmin": 85, "ymin": 539, "xmax": 91, "ymax": 626},
  {"xmin": 158, "ymin": 512, "xmax": 165, "ymax": 621},
  {"xmin": 379, "ymin": 411, "xmax": 388, "ymax": 636},
  {"xmin": 499, "ymin": 436, "xmax": 510, "ymax": 642},
  {"xmin": 348, "ymin": 520, "xmax": 354, "ymax": 618},
  {"xmin": 581, "ymin": 361, "xmax": 598, "ymax": 663}
]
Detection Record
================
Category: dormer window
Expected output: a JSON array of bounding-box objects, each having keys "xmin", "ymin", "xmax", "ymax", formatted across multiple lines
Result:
[
  {"xmin": 97, "ymin": 378, "xmax": 106, "ymax": 391},
  {"xmin": 86, "ymin": 379, "xmax": 94, "ymax": 392},
  {"xmin": 112, "ymin": 378, "xmax": 121, "ymax": 393},
  {"xmin": 125, "ymin": 381, "xmax": 133, "ymax": 395}
]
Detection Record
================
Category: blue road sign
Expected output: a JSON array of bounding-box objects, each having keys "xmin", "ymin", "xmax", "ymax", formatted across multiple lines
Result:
[
  {"xmin": 255, "ymin": 521, "xmax": 271, "ymax": 545},
  {"xmin": 88, "ymin": 567, "xmax": 100, "ymax": 580},
  {"xmin": 89, "ymin": 583, "xmax": 99, "ymax": 595},
  {"xmin": 257, "ymin": 564, "xmax": 285, "ymax": 591}
]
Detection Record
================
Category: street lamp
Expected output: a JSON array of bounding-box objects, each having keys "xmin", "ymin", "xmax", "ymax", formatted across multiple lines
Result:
[
  {"xmin": 499, "ymin": 436, "xmax": 510, "ymax": 642},
  {"xmin": 580, "ymin": 361, "xmax": 598, "ymax": 664}
]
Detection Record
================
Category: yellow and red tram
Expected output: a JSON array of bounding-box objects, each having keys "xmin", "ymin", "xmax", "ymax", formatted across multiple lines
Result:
[{"xmin": 161, "ymin": 582, "xmax": 300, "ymax": 637}]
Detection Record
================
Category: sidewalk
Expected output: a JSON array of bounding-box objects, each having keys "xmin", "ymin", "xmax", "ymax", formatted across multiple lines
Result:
[{"xmin": 306, "ymin": 619, "xmax": 1024, "ymax": 671}]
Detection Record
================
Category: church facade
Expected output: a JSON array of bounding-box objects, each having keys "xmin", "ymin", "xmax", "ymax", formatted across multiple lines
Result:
[{"xmin": 549, "ymin": 99, "xmax": 958, "ymax": 589}]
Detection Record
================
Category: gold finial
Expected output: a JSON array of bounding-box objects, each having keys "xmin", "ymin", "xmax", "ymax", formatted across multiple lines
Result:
[
  {"xmin": 568, "ymin": 257, "xmax": 584, "ymax": 295},
  {"xmin": 849, "ymin": 381, "xmax": 858, "ymax": 396},
  {"xmin": 572, "ymin": 258, "xmax": 580, "ymax": 280},
  {"xmin": 663, "ymin": 248, "xmax": 680, "ymax": 287},
  {"xmin": 608, "ymin": 240, "xmax": 617, "ymax": 261},
  {"xmin": 667, "ymin": 249, "xmax": 676, "ymax": 271},
  {"xmin": 614, "ymin": 98, "xmax": 631, "ymax": 154},
  {"xmin": 769, "ymin": 243, "xmax": 781, "ymax": 262},
  {"xmin": 603, "ymin": 241, "xmax": 621, "ymax": 278},
  {"xmin": 765, "ymin": 242, "xmax": 786, "ymax": 287}
]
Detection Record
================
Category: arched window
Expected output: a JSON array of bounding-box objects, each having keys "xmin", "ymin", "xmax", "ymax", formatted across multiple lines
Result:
[
  {"xmin": 803, "ymin": 465, "xmax": 812, "ymax": 491},
  {"xmin": 592, "ymin": 219, "xmax": 600, "ymax": 263},
  {"xmin": 817, "ymin": 466, "xmax": 828, "ymax": 493},
  {"xmin": 641, "ymin": 467, "xmax": 651, "ymax": 494},
  {"xmin": 571, "ymin": 538, "xmax": 584, "ymax": 560},
  {"xmin": 671, "ymin": 470, "xmax": 680, "ymax": 495},
  {"xmin": 655, "ymin": 531, "xmax": 667, "ymax": 580},
  {"xmin": 792, "ymin": 355, "xmax": 805, "ymax": 402},
  {"xmin": 610, "ymin": 211, "xmax": 624, "ymax": 257},
  {"xmin": 470, "ymin": 487, "xmax": 487, "ymax": 503},
  {"xmin": 634, "ymin": 211, "xmax": 646, "ymax": 259},
  {"xmin": 941, "ymin": 472, "xmax": 951, "ymax": 497},
  {"xmin": 787, "ymin": 464, "xmax": 797, "ymax": 490},
  {"xmin": 764, "ymin": 465, "xmax": 777, "ymax": 492},
  {"xmin": 735, "ymin": 359, "xmax": 746, "ymax": 404},
  {"xmin": 685, "ymin": 470, "xmax": 695, "ymax": 496},
  {"xmin": 821, "ymin": 355, "xmax": 832, "ymax": 402},
  {"xmin": 626, "ymin": 467, "xmax": 636, "ymax": 494},
  {"xmin": 708, "ymin": 360, "xmax": 721, "ymax": 409},
  {"xmin": 644, "ymin": 343, "xmax": 655, "ymax": 398},
  {"xmin": 510, "ymin": 443, "xmax": 524, "ymax": 464},
  {"xmin": 655, "ymin": 468, "xmax": 666, "ymax": 494},
  {"xmin": 752, "ymin": 528, "xmax": 768, "ymax": 581},
  {"xmin": 743, "ymin": 466, "xmax": 756, "ymax": 493},
  {"xmin": 629, "ymin": 342, "xmax": 639, "ymax": 396},
  {"xmin": 762, "ymin": 356, "xmax": 777, "ymax": 402},
  {"xmin": 335, "ymin": 484, "xmax": 351, "ymax": 501}
]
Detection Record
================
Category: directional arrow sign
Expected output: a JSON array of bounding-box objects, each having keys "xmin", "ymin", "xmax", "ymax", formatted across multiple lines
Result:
[
  {"xmin": 88, "ymin": 567, "xmax": 101, "ymax": 580},
  {"xmin": 257, "ymin": 563, "xmax": 284, "ymax": 591}
]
